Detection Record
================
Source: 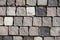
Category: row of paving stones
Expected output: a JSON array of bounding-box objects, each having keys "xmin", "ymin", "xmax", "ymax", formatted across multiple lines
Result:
[
  {"xmin": 0, "ymin": 36, "xmax": 60, "ymax": 40},
  {"xmin": 0, "ymin": 0, "xmax": 60, "ymax": 6},
  {"xmin": 0, "ymin": 26, "xmax": 60, "ymax": 36},
  {"xmin": 0, "ymin": 17, "xmax": 60, "ymax": 26},
  {"xmin": 0, "ymin": 7, "xmax": 60, "ymax": 16}
]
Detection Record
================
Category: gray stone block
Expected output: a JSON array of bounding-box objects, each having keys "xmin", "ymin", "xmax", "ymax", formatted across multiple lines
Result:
[
  {"xmin": 3, "ymin": 36, "xmax": 12, "ymax": 40},
  {"xmin": 44, "ymin": 37, "xmax": 55, "ymax": 40},
  {"xmin": 55, "ymin": 37, "xmax": 60, "ymax": 40},
  {"xmin": 7, "ymin": 0, "xmax": 15, "ymax": 6},
  {"xmin": 0, "ymin": 36, "xmax": 2, "ymax": 40},
  {"xmin": 47, "ymin": 7, "xmax": 56, "ymax": 16},
  {"xmin": 0, "ymin": 27, "xmax": 8, "ymax": 35},
  {"xmin": 38, "ymin": 0, "xmax": 47, "ymax": 5},
  {"xmin": 43, "ymin": 17, "xmax": 51, "ymax": 27},
  {"xmin": 53, "ymin": 17, "xmax": 60, "ymax": 26},
  {"xmin": 0, "ymin": 7, "xmax": 6, "ymax": 16},
  {"xmin": 24, "ymin": 37, "xmax": 34, "ymax": 40},
  {"xmin": 20, "ymin": 27, "xmax": 28, "ymax": 35},
  {"xmin": 38, "ymin": 27, "xmax": 50, "ymax": 36},
  {"xmin": 29, "ymin": 27, "xmax": 38, "ymax": 36},
  {"xmin": 16, "ymin": 7, "xmax": 26, "ymax": 16},
  {"xmin": 7, "ymin": 7, "xmax": 16, "ymax": 16},
  {"xmin": 23, "ymin": 17, "xmax": 32, "ymax": 26},
  {"xmin": 33, "ymin": 17, "xmax": 41, "ymax": 26},
  {"xmin": 57, "ymin": 7, "xmax": 60, "ymax": 16},
  {"xmin": 36, "ymin": 7, "xmax": 47, "ymax": 16},
  {"xmin": 9, "ymin": 27, "xmax": 18, "ymax": 35},
  {"xmin": 34, "ymin": 37, "xmax": 42, "ymax": 40},
  {"xmin": 0, "ymin": 0, "xmax": 6, "ymax": 5},
  {"xmin": 16, "ymin": 0, "xmax": 25, "ymax": 6},
  {"xmin": 14, "ymin": 17, "xmax": 23, "ymax": 26},
  {"xmin": 50, "ymin": 27, "xmax": 60, "ymax": 36},
  {"xmin": 26, "ymin": 0, "xmax": 36, "ymax": 6},
  {"xmin": 48, "ymin": 0, "xmax": 57, "ymax": 6},
  {"xmin": 13, "ymin": 36, "xmax": 22, "ymax": 40}
]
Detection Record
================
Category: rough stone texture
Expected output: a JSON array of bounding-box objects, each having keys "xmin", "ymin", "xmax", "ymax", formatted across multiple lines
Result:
[
  {"xmin": 48, "ymin": 0, "xmax": 57, "ymax": 6},
  {"xmin": 3, "ymin": 36, "xmax": 12, "ymax": 40},
  {"xmin": 50, "ymin": 27, "xmax": 60, "ymax": 36},
  {"xmin": 16, "ymin": 7, "xmax": 26, "ymax": 16},
  {"xmin": 38, "ymin": 27, "xmax": 50, "ymax": 36},
  {"xmin": 0, "ymin": 27, "xmax": 8, "ymax": 35},
  {"xmin": 34, "ymin": 37, "xmax": 42, "ymax": 40},
  {"xmin": 33, "ymin": 17, "xmax": 41, "ymax": 26},
  {"xmin": 29, "ymin": 27, "xmax": 38, "ymax": 36},
  {"xmin": 24, "ymin": 37, "xmax": 34, "ymax": 40},
  {"xmin": 0, "ymin": 17, "xmax": 3, "ymax": 25},
  {"xmin": 13, "ymin": 36, "xmax": 22, "ymax": 40},
  {"xmin": 7, "ymin": 7, "xmax": 16, "ymax": 16},
  {"xmin": 20, "ymin": 27, "xmax": 28, "ymax": 35},
  {"xmin": 27, "ymin": 7, "xmax": 35, "ymax": 16},
  {"xmin": 47, "ymin": 7, "xmax": 56, "ymax": 16},
  {"xmin": 7, "ymin": 0, "xmax": 15, "ymax": 6},
  {"xmin": 38, "ymin": 0, "xmax": 47, "ymax": 5},
  {"xmin": 14, "ymin": 17, "xmax": 23, "ymax": 26},
  {"xmin": 23, "ymin": 17, "xmax": 32, "ymax": 26},
  {"xmin": 43, "ymin": 17, "xmax": 51, "ymax": 27},
  {"xmin": 57, "ymin": 7, "xmax": 60, "ymax": 16},
  {"xmin": 16, "ymin": 0, "xmax": 25, "ymax": 6},
  {"xmin": 0, "ymin": 0, "xmax": 6, "ymax": 5},
  {"xmin": 36, "ymin": 7, "xmax": 47, "ymax": 16},
  {"xmin": 53, "ymin": 17, "xmax": 60, "ymax": 26},
  {"xmin": 55, "ymin": 37, "xmax": 60, "ymax": 40},
  {"xmin": 0, "ymin": 7, "xmax": 6, "ymax": 16},
  {"xmin": 44, "ymin": 37, "xmax": 55, "ymax": 40},
  {"xmin": 9, "ymin": 27, "xmax": 18, "ymax": 35},
  {"xmin": 26, "ymin": 0, "xmax": 36, "ymax": 6},
  {"xmin": 4, "ymin": 17, "xmax": 13, "ymax": 25}
]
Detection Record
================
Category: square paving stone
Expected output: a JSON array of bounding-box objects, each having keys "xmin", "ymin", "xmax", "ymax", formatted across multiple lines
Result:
[
  {"xmin": 4, "ymin": 17, "xmax": 13, "ymax": 26},
  {"xmin": 43, "ymin": 17, "xmax": 51, "ymax": 27},
  {"xmin": 33, "ymin": 17, "xmax": 41, "ymax": 26},
  {"xmin": 3, "ymin": 36, "xmax": 12, "ymax": 40},
  {"xmin": 50, "ymin": 27, "xmax": 60, "ymax": 36},
  {"xmin": 53, "ymin": 17, "xmax": 60, "ymax": 26},
  {"xmin": 27, "ymin": 7, "xmax": 35, "ymax": 16},
  {"xmin": 7, "ymin": 0, "xmax": 15, "ymax": 6},
  {"xmin": 55, "ymin": 37, "xmax": 60, "ymax": 40},
  {"xmin": 38, "ymin": 27, "xmax": 50, "ymax": 36},
  {"xmin": 16, "ymin": 7, "xmax": 26, "ymax": 16},
  {"xmin": 47, "ymin": 7, "xmax": 56, "ymax": 16},
  {"xmin": 14, "ymin": 17, "xmax": 23, "ymax": 26},
  {"xmin": 0, "ymin": 7, "xmax": 6, "ymax": 16},
  {"xmin": 9, "ymin": 27, "xmax": 18, "ymax": 35},
  {"xmin": 20, "ymin": 27, "xmax": 28, "ymax": 35},
  {"xmin": 0, "ymin": 27, "xmax": 8, "ymax": 35},
  {"xmin": 23, "ymin": 17, "xmax": 32, "ymax": 26},
  {"xmin": 34, "ymin": 37, "xmax": 42, "ymax": 40},
  {"xmin": 13, "ymin": 36, "xmax": 22, "ymax": 40},
  {"xmin": 36, "ymin": 7, "xmax": 47, "ymax": 16},
  {"xmin": 44, "ymin": 37, "xmax": 55, "ymax": 40},
  {"xmin": 48, "ymin": 0, "xmax": 57, "ymax": 6},
  {"xmin": 57, "ymin": 7, "xmax": 60, "ymax": 16},
  {"xmin": 26, "ymin": 0, "xmax": 36, "ymax": 6},
  {"xmin": 38, "ymin": 0, "xmax": 47, "ymax": 5},
  {"xmin": 0, "ymin": 17, "xmax": 3, "ymax": 25},
  {"xmin": 29, "ymin": 27, "xmax": 38, "ymax": 36},
  {"xmin": 24, "ymin": 37, "xmax": 34, "ymax": 40},
  {"xmin": 16, "ymin": 0, "xmax": 25, "ymax": 6},
  {"xmin": 7, "ymin": 7, "xmax": 16, "ymax": 16},
  {"xmin": 0, "ymin": 0, "xmax": 6, "ymax": 5}
]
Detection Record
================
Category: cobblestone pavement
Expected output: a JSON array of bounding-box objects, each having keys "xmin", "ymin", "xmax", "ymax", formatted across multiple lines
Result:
[{"xmin": 0, "ymin": 0, "xmax": 60, "ymax": 40}]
